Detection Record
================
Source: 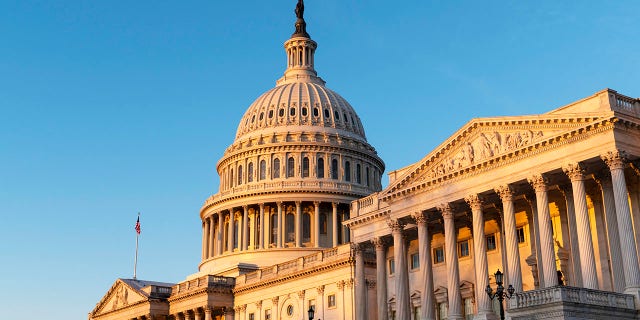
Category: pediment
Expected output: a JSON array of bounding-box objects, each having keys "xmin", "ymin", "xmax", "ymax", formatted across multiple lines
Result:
[
  {"xmin": 91, "ymin": 279, "xmax": 148, "ymax": 317},
  {"xmin": 383, "ymin": 113, "xmax": 612, "ymax": 198}
]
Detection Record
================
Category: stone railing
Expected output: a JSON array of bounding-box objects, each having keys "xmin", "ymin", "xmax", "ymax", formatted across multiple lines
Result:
[
  {"xmin": 141, "ymin": 284, "xmax": 173, "ymax": 299},
  {"xmin": 611, "ymin": 91, "xmax": 640, "ymax": 117},
  {"xmin": 235, "ymin": 244, "xmax": 357, "ymax": 287},
  {"xmin": 171, "ymin": 275, "xmax": 235, "ymax": 296},
  {"xmin": 202, "ymin": 180, "xmax": 372, "ymax": 209},
  {"xmin": 352, "ymin": 193, "xmax": 380, "ymax": 217},
  {"xmin": 509, "ymin": 286, "xmax": 636, "ymax": 310}
]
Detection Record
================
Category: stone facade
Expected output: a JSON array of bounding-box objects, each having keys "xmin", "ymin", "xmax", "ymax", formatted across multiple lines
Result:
[{"xmin": 89, "ymin": 2, "xmax": 640, "ymax": 320}]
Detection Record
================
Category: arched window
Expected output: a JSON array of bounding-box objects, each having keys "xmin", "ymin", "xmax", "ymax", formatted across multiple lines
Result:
[
  {"xmin": 237, "ymin": 165, "xmax": 243, "ymax": 185},
  {"xmin": 320, "ymin": 212, "xmax": 327, "ymax": 234},
  {"xmin": 248, "ymin": 162, "xmax": 254, "ymax": 183},
  {"xmin": 303, "ymin": 212, "xmax": 311, "ymax": 243},
  {"xmin": 287, "ymin": 157, "xmax": 295, "ymax": 178},
  {"xmin": 273, "ymin": 159, "xmax": 280, "ymax": 178},
  {"xmin": 302, "ymin": 157, "xmax": 309, "ymax": 178},
  {"xmin": 366, "ymin": 167, "xmax": 370, "ymax": 187},
  {"xmin": 344, "ymin": 161, "xmax": 351, "ymax": 182},
  {"xmin": 317, "ymin": 158, "xmax": 325, "ymax": 178},
  {"xmin": 233, "ymin": 218, "xmax": 239, "ymax": 249},
  {"xmin": 286, "ymin": 213, "xmax": 295, "ymax": 243},
  {"xmin": 259, "ymin": 160, "xmax": 266, "ymax": 180},
  {"xmin": 270, "ymin": 212, "xmax": 278, "ymax": 245},
  {"xmin": 331, "ymin": 159, "xmax": 339, "ymax": 180},
  {"xmin": 356, "ymin": 163, "xmax": 362, "ymax": 184}
]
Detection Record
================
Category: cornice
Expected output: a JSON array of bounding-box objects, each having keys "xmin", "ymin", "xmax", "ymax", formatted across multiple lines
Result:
[{"xmin": 344, "ymin": 210, "xmax": 390, "ymax": 228}]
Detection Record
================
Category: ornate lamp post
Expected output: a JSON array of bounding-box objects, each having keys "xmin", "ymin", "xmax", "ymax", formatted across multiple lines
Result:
[
  {"xmin": 485, "ymin": 269, "xmax": 515, "ymax": 320},
  {"xmin": 307, "ymin": 306, "xmax": 315, "ymax": 320}
]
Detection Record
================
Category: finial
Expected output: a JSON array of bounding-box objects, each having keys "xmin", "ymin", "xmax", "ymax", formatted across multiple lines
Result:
[{"xmin": 292, "ymin": 0, "xmax": 310, "ymax": 38}]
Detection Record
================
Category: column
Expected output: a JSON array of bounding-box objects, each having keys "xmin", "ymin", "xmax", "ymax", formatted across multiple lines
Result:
[
  {"xmin": 202, "ymin": 218, "xmax": 210, "ymax": 260},
  {"xmin": 465, "ymin": 195, "xmax": 495, "ymax": 319},
  {"xmin": 559, "ymin": 186, "xmax": 582, "ymax": 287},
  {"xmin": 413, "ymin": 212, "xmax": 435, "ymax": 320},
  {"xmin": 259, "ymin": 203, "xmax": 265, "ymax": 249},
  {"xmin": 264, "ymin": 206, "xmax": 272, "ymax": 249},
  {"xmin": 277, "ymin": 202, "xmax": 283, "ymax": 248},
  {"xmin": 495, "ymin": 185, "xmax": 523, "ymax": 292},
  {"xmin": 317, "ymin": 286, "xmax": 325, "ymax": 320},
  {"xmin": 528, "ymin": 174, "xmax": 558, "ymax": 287},
  {"xmin": 295, "ymin": 201, "xmax": 302, "ymax": 247},
  {"xmin": 209, "ymin": 216, "xmax": 215, "ymax": 258},
  {"xmin": 185, "ymin": 310, "xmax": 193, "ymax": 320},
  {"xmin": 225, "ymin": 307, "xmax": 234, "ymax": 320},
  {"xmin": 272, "ymin": 297, "xmax": 279, "ymax": 320},
  {"xmin": 388, "ymin": 219, "xmax": 410, "ymax": 320},
  {"xmin": 332, "ymin": 202, "xmax": 339, "ymax": 247},
  {"xmin": 194, "ymin": 309, "xmax": 203, "ymax": 320},
  {"xmin": 314, "ymin": 201, "xmax": 320, "ymax": 247},
  {"xmin": 372, "ymin": 237, "xmax": 388, "ymax": 320},
  {"xmin": 354, "ymin": 243, "xmax": 367, "ymax": 320},
  {"xmin": 438, "ymin": 203, "xmax": 463, "ymax": 320},
  {"xmin": 524, "ymin": 194, "xmax": 543, "ymax": 288},
  {"xmin": 242, "ymin": 206, "xmax": 249, "ymax": 251},
  {"xmin": 228, "ymin": 211, "xmax": 235, "ymax": 252},
  {"xmin": 204, "ymin": 307, "xmax": 212, "ymax": 320},
  {"xmin": 602, "ymin": 151, "xmax": 640, "ymax": 294},
  {"xmin": 595, "ymin": 170, "xmax": 626, "ymax": 292},
  {"xmin": 255, "ymin": 302, "xmax": 262, "ymax": 320},
  {"xmin": 563, "ymin": 163, "xmax": 599, "ymax": 289},
  {"xmin": 217, "ymin": 212, "xmax": 224, "ymax": 255}
]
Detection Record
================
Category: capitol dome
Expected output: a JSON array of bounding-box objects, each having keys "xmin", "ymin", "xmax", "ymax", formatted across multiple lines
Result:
[{"xmin": 198, "ymin": 5, "xmax": 384, "ymax": 275}]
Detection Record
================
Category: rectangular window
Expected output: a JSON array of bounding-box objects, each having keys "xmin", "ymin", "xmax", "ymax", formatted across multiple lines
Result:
[
  {"xmin": 265, "ymin": 309, "xmax": 271, "ymax": 320},
  {"xmin": 464, "ymin": 298, "xmax": 474, "ymax": 320},
  {"xmin": 517, "ymin": 226, "xmax": 526, "ymax": 243},
  {"xmin": 458, "ymin": 240, "xmax": 470, "ymax": 257},
  {"xmin": 413, "ymin": 306, "xmax": 421, "ymax": 320},
  {"xmin": 486, "ymin": 234, "xmax": 497, "ymax": 251},
  {"xmin": 390, "ymin": 310, "xmax": 396, "ymax": 320},
  {"xmin": 411, "ymin": 253, "xmax": 420, "ymax": 270},
  {"xmin": 388, "ymin": 259, "xmax": 395, "ymax": 274},
  {"xmin": 249, "ymin": 313, "xmax": 255, "ymax": 320},
  {"xmin": 328, "ymin": 294, "xmax": 336, "ymax": 308},
  {"xmin": 438, "ymin": 303, "xmax": 448, "ymax": 320},
  {"xmin": 433, "ymin": 247, "xmax": 445, "ymax": 264}
]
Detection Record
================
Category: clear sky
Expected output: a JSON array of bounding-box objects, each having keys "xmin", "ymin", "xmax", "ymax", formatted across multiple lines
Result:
[{"xmin": 1, "ymin": 1, "xmax": 638, "ymax": 319}]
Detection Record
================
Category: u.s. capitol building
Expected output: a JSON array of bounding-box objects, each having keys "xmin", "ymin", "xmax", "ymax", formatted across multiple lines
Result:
[{"xmin": 89, "ymin": 2, "xmax": 640, "ymax": 319}]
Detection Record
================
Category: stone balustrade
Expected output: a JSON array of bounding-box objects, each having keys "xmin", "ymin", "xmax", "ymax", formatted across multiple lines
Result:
[
  {"xmin": 509, "ymin": 286, "xmax": 636, "ymax": 310},
  {"xmin": 171, "ymin": 275, "xmax": 235, "ymax": 296}
]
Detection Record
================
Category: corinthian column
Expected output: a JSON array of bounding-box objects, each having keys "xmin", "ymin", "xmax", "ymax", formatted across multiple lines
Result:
[
  {"xmin": 208, "ymin": 216, "xmax": 215, "ymax": 258},
  {"xmin": 372, "ymin": 237, "xmax": 388, "ymax": 320},
  {"xmin": 602, "ymin": 151, "xmax": 640, "ymax": 294},
  {"xmin": 594, "ymin": 170, "xmax": 626, "ymax": 292},
  {"xmin": 354, "ymin": 243, "xmax": 367, "ymax": 320},
  {"xmin": 388, "ymin": 219, "xmax": 410, "ymax": 320},
  {"xmin": 332, "ymin": 202, "xmax": 339, "ymax": 247},
  {"xmin": 277, "ymin": 202, "xmax": 283, "ymax": 248},
  {"xmin": 558, "ymin": 186, "xmax": 582, "ymax": 287},
  {"xmin": 228, "ymin": 212, "xmax": 235, "ymax": 252},
  {"xmin": 202, "ymin": 218, "xmax": 210, "ymax": 260},
  {"xmin": 465, "ymin": 195, "xmax": 495, "ymax": 319},
  {"xmin": 242, "ymin": 206, "xmax": 249, "ymax": 251},
  {"xmin": 563, "ymin": 163, "xmax": 599, "ymax": 289},
  {"xmin": 259, "ymin": 203, "xmax": 265, "ymax": 250},
  {"xmin": 314, "ymin": 201, "xmax": 320, "ymax": 247},
  {"xmin": 413, "ymin": 212, "xmax": 436, "ymax": 320},
  {"xmin": 295, "ymin": 201, "xmax": 302, "ymax": 247},
  {"xmin": 495, "ymin": 185, "xmax": 523, "ymax": 292},
  {"xmin": 438, "ymin": 203, "xmax": 463, "ymax": 320},
  {"xmin": 217, "ymin": 213, "xmax": 224, "ymax": 255},
  {"xmin": 527, "ymin": 174, "xmax": 558, "ymax": 287}
]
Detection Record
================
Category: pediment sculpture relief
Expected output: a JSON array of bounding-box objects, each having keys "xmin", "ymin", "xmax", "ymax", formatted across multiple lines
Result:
[
  {"xmin": 111, "ymin": 285, "xmax": 129, "ymax": 310},
  {"xmin": 427, "ymin": 130, "xmax": 543, "ymax": 179}
]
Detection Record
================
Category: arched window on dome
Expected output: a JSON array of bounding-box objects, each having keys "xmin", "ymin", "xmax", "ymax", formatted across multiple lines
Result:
[
  {"xmin": 344, "ymin": 161, "xmax": 351, "ymax": 182},
  {"xmin": 334, "ymin": 110, "xmax": 340, "ymax": 120},
  {"xmin": 320, "ymin": 212, "xmax": 327, "ymax": 234},
  {"xmin": 366, "ymin": 167, "xmax": 370, "ymax": 187},
  {"xmin": 331, "ymin": 159, "xmax": 339, "ymax": 180},
  {"xmin": 324, "ymin": 109, "xmax": 330, "ymax": 118},
  {"xmin": 287, "ymin": 157, "xmax": 295, "ymax": 178},
  {"xmin": 317, "ymin": 158, "xmax": 325, "ymax": 178},
  {"xmin": 248, "ymin": 162, "xmax": 254, "ymax": 183},
  {"xmin": 303, "ymin": 210, "xmax": 311, "ymax": 243},
  {"xmin": 233, "ymin": 218, "xmax": 239, "ymax": 250},
  {"xmin": 259, "ymin": 160, "xmax": 266, "ymax": 180},
  {"xmin": 270, "ymin": 212, "xmax": 278, "ymax": 245},
  {"xmin": 302, "ymin": 157, "xmax": 309, "ymax": 178},
  {"xmin": 356, "ymin": 163, "xmax": 362, "ymax": 184},
  {"xmin": 273, "ymin": 159, "xmax": 280, "ymax": 179},
  {"xmin": 286, "ymin": 212, "xmax": 295, "ymax": 243},
  {"xmin": 237, "ymin": 165, "xmax": 243, "ymax": 185}
]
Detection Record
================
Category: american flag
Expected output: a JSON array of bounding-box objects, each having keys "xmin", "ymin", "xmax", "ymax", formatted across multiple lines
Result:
[{"xmin": 135, "ymin": 216, "xmax": 141, "ymax": 235}]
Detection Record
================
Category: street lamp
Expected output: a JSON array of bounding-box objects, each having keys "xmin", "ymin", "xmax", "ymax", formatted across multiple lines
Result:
[
  {"xmin": 485, "ymin": 269, "xmax": 515, "ymax": 320},
  {"xmin": 307, "ymin": 306, "xmax": 315, "ymax": 320}
]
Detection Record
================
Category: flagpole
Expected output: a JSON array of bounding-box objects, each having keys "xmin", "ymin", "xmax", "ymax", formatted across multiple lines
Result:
[{"xmin": 134, "ymin": 212, "xmax": 140, "ymax": 280}]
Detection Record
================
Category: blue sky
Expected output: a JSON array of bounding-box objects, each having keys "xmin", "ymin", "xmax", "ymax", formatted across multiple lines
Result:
[{"xmin": 0, "ymin": 1, "xmax": 638, "ymax": 319}]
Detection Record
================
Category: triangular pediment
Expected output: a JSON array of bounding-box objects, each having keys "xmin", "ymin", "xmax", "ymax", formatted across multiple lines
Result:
[
  {"xmin": 383, "ymin": 112, "xmax": 613, "ymax": 198},
  {"xmin": 90, "ymin": 279, "xmax": 148, "ymax": 317}
]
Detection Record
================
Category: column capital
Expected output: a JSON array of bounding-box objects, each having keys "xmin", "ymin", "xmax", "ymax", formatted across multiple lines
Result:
[
  {"xmin": 316, "ymin": 285, "xmax": 325, "ymax": 294},
  {"xmin": 371, "ymin": 236, "xmax": 388, "ymax": 249},
  {"xmin": 277, "ymin": 201, "xmax": 283, "ymax": 208},
  {"xmin": 337, "ymin": 280, "xmax": 346, "ymax": 289},
  {"xmin": 602, "ymin": 150, "xmax": 628, "ymax": 170},
  {"xmin": 259, "ymin": 203, "xmax": 265, "ymax": 209},
  {"xmin": 411, "ymin": 211, "xmax": 428, "ymax": 225},
  {"xmin": 437, "ymin": 203, "xmax": 454, "ymax": 219},
  {"xmin": 495, "ymin": 184, "xmax": 514, "ymax": 201},
  {"xmin": 351, "ymin": 242, "xmax": 365, "ymax": 253},
  {"xmin": 313, "ymin": 201, "xmax": 320, "ymax": 207},
  {"xmin": 295, "ymin": 201, "xmax": 301, "ymax": 207},
  {"xmin": 242, "ymin": 205, "xmax": 248, "ymax": 211},
  {"xmin": 204, "ymin": 307, "xmax": 212, "ymax": 314},
  {"xmin": 528, "ymin": 174, "xmax": 549, "ymax": 192},
  {"xmin": 271, "ymin": 296, "xmax": 279, "ymax": 304},
  {"xmin": 387, "ymin": 219, "xmax": 405, "ymax": 233},
  {"xmin": 297, "ymin": 290, "xmax": 305, "ymax": 299},
  {"xmin": 332, "ymin": 202, "xmax": 338, "ymax": 208},
  {"xmin": 464, "ymin": 194, "xmax": 483, "ymax": 210},
  {"xmin": 563, "ymin": 162, "xmax": 587, "ymax": 181},
  {"xmin": 255, "ymin": 301, "xmax": 262, "ymax": 309}
]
